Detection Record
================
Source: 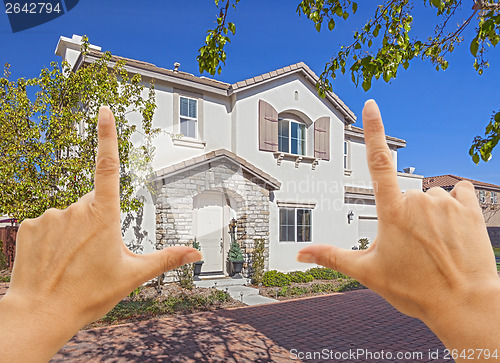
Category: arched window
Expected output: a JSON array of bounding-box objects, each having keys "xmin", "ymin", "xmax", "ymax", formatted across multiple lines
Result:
[{"xmin": 278, "ymin": 118, "xmax": 306, "ymax": 156}]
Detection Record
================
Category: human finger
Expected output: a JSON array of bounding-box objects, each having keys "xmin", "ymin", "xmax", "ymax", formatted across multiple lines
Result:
[
  {"xmin": 449, "ymin": 180, "xmax": 481, "ymax": 210},
  {"xmin": 94, "ymin": 106, "xmax": 120, "ymax": 208},
  {"xmin": 362, "ymin": 100, "xmax": 402, "ymax": 211},
  {"xmin": 128, "ymin": 246, "xmax": 203, "ymax": 287},
  {"xmin": 297, "ymin": 244, "xmax": 368, "ymax": 282}
]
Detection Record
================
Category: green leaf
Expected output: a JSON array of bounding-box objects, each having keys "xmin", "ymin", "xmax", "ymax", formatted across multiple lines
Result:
[
  {"xmin": 362, "ymin": 79, "xmax": 371, "ymax": 91},
  {"xmin": 472, "ymin": 154, "xmax": 480, "ymax": 164},
  {"xmin": 352, "ymin": 2, "xmax": 358, "ymax": 14},
  {"xmin": 495, "ymin": 112, "xmax": 500, "ymax": 123},
  {"xmin": 470, "ymin": 38, "xmax": 479, "ymax": 57},
  {"xmin": 328, "ymin": 19, "xmax": 335, "ymax": 31},
  {"xmin": 373, "ymin": 25, "xmax": 380, "ymax": 37},
  {"xmin": 342, "ymin": 12, "xmax": 349, "ymax": 20},
  {"xmin": 315, "ymin": 22, "xmax": 321, "ymax": 32}
]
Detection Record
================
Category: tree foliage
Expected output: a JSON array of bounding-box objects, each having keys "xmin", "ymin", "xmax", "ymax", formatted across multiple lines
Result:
[
  {"xmin": 0, "ymin": 36, "xmax": 158, "ymax": 222},
  {"xmin": 198, "ymin": 0, "xmax": 500, "ymax": 163}
]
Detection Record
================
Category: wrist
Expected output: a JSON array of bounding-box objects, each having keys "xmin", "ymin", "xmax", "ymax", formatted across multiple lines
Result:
[
  {"xmin": 0, "ymin": 292, "xmax": 81, "ymax": 362},
  {"xmin": 421, "ymin": 277, "xmax": 500, "ymax": 352}
]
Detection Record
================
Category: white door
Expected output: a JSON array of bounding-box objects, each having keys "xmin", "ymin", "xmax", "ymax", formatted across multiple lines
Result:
[
  {"xmin": 358, "ymin": 217, "xmax": 378, "ymax": 246},
  {"xmin": 194, "ymin": 192, "xmax": 224, "ymax": 273}
]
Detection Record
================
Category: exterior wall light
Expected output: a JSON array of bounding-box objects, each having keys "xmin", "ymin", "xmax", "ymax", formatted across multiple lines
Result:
[{"xmin": 347, "ymin": 210, "xmax": 354, "ymax": 224}]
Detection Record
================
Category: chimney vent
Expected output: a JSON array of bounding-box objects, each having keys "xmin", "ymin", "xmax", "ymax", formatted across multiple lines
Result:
[
  {"xmin": 174, "ymin": 62, "xmax": 180, "ymax": 72},
  {"xmin": 403, "ymin": 167, "xmax": 415, "ymax": 174}
]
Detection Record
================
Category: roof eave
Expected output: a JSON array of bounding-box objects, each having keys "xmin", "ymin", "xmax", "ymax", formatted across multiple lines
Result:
[
  {"xmin": 74, "ymin": 52, "xmax": 230, "ymax": 97},
  {"xmin": 229, "ymin": 66, "xmax": 357, "ymax": 125}
]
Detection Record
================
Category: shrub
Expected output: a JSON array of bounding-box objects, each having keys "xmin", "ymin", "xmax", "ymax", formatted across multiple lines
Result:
[
  {"xmin": 262, "ymin": 270, "xmax": 290, "ymax": 287},
  {"xmin": 0, "ymin": 275, "xmax": 10, "ymax": 283},
  {"xmin": 251, "ymin": 238, "xmax": 265, "ymax": 284},
  {"xmin": 358, "ymin": 238, "xmax": 370, "ymax": 250},
  {"xmin": 228, "ymin": 240, "xmax": 244, "ymax": 262},
  {"xmin": 306, "ymin": 267, "xmax": 347, "ymax": 280},
  {"xmin": 287, "ymin": 271, "xmax": 313, "ymax": 283},
  {"xmin": 176, "ymin": 263, "xmax": 194, "ymax": 290}
]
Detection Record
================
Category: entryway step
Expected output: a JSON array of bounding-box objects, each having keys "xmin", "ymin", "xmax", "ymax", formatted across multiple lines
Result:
[
  {"xmin": 194, "ymin": 277, "xmax": 251, "ymax": 288},
  {"xmin": 194, "ymin": 277, "xmax": 278, "ymax": 306}
]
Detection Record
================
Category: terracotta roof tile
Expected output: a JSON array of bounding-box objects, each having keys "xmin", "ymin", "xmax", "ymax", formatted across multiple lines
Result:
[
  {"xmin": 423, "ymin": 175, "xmax": 500, "ymax": 191},
  {"xmin": 84, "ymin": 50, "xmax": 230, "ymax": 90}
]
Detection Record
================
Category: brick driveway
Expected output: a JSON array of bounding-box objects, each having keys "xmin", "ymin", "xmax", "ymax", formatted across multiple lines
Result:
[{"xmin": 1, "ymin": 283, "xmax": 451, "ymax": 362}]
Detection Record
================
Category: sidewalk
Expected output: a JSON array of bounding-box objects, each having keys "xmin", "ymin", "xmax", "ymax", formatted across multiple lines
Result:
[{"xmin": 50, "ymin": 289, "xmax": 451, "ymax": 362}]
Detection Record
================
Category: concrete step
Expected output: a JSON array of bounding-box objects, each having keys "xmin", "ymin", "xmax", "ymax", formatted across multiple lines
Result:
[
  {"xmin": 194, "ymin": 277, "xmax": 251, "ymax": 288},
  {"xmin": 194, "ymin": 277, "xmax": 278, "ymax": 306}
]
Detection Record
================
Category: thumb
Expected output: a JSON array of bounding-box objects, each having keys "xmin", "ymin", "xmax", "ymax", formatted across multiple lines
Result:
[
  {"xmin": 130, "ymin": 246, "xmax": 203, "ymax": 286},
  {"xmin": 296, "ymin": 244, "xmax": 367, "ymax": 281}
]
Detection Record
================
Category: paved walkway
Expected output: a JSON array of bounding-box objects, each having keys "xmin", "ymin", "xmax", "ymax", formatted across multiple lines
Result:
[
  {"xmin": 52, "ymin": 290, "xmax": 450, "ymax": 362},
  {"xmin": 195, "ymin": 278, "xmax": 278, "ymax": 305},
  {"xmin": 1, "ymin": 283, "xmax": 451, "ymax": 362}
]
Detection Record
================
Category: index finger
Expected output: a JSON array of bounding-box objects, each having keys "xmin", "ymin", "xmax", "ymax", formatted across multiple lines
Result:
[
  {"xmin": 362, "ymin": 100, "xmax": 402, "ymax": 211},
  {"xmin": 94, "ymin": 106, "xmax": 120, "ymax": 207}
]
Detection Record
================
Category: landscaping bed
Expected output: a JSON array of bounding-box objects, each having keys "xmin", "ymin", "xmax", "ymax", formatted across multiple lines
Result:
[
  {"xmin": 258, "ymin": 278, "xmax": 364, "ymax": 301},
  {"xmin": 84, "ymin": 284, "xmax": 245, "ymax": 330},
  {"xmin": 253, "ymin": 267, "xmax": 365, "ymax": 301}
]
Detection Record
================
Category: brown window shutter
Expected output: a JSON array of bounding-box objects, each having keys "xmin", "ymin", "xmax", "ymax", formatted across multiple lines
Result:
[
  {"xmin": 259, "ymin": 100, "xmax": 278, "ymax": 152},
  {"xmin": 314, "ymin": 116, "xmax": 330, "ymax": 160}
]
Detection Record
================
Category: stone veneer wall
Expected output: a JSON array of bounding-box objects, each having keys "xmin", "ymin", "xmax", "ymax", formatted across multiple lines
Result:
[{"xmin": 155, "ymin": 158, "xmax": 271, "ymax": 282}]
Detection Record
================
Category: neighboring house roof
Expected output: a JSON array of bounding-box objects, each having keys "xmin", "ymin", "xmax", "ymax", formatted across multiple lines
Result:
[
  {"xmin": 75, "ymin": 50, "xmax": 356, "ymax": 124},
  {"xmin": 345, "ymin": 125, "xmax": 406, "ymax": 148},
  {"xmin": 423, "ymin": 175, "xmax": 500, "ymax": 192},
  {"xmin": 155, "ymin": 148, "xmax": 281, "ymax": 191}
]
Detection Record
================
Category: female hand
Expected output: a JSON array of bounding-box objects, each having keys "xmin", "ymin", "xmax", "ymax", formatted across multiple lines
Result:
[
  {"xmin": 297, "ymin": 100, "xmax": 500, "ymax": 356},
  {"xmin": 0, "ymin": 106, "xmax": 202, "ymax": 362}
]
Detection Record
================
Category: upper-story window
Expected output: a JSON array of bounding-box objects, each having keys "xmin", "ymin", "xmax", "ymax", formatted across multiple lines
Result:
[
  {"xmin": 492, "ymin": 191, "xmax": 498, "ymax": 204},
  {"xmin": 344, "ymin": 141, "xmax": 348, "ymax": 169},
  {"xmin": 278, "ymin": 119, "xmax": 305, "ymax": 156},
  {"xmin": 180, "ymin": 96, "xmax": 197, "ymax": 139},
  {"xmin": 479, "ymin": 190, "xmax": 486, "ymax": 203}
]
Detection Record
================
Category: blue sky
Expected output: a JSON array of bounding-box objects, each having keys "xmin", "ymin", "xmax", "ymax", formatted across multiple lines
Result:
[{"xmin": 1, "ymin": 0, "xmax": 499, "ymax": 184}]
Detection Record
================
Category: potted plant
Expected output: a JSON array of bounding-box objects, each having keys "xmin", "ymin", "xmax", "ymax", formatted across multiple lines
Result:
[
  {"xmin": 192, "ymin": 238, "xmax": 204, "ymax": 281},
  {"xmin": 228, "ymin": 239, "xmax": 244, "ymax": 279}
]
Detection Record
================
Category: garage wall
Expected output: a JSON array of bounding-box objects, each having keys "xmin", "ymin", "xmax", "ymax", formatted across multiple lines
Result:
[{"xmin": 357, "ymin": 217, "xmax": 378, "ymax": 247}]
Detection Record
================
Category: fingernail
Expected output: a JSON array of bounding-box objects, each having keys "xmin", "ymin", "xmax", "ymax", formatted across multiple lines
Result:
[
  {"xmin": 99, "ymin": 106, "xmax": 111, "ymax": 125},
  {"xmin": 296, "ymin": 252, "xmax": 316, "ymax": 264},
  {"xmin": 364, "ymin": 99, "xmax": 375, "ymax": 106},
  {"xmin": 181, "ymin": 251, "xmax": 203, "ymax": 265}
]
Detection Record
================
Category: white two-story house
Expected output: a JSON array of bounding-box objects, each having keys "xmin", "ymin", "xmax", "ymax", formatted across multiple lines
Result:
[{"xmin": 56, "ymin": 35, "xmax": 422, "ymax": 278}]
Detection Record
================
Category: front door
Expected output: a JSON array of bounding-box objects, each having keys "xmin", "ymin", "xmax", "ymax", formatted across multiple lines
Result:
[{"xmin": 194, "ymin": 192, "xmax": 225, "ymax": 273}]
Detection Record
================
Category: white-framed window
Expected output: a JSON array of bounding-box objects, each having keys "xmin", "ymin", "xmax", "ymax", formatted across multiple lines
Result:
[
  {"xmin": 180, "ymin": 96, "xmax": 197, "ymax": 139},
  {"xmin": 491, "ymin": 191, "xmax": 497, "ymax": 204},
  {"xmin": 279, "ymin": 208, "xmax": 312, "ymax": 242},
  {"xmin": 344, "ymin": 141, "xmax": 348, "ymax": 169},
  {"xmin": 479, "ymin": 190, "xmax": 486, "ymax": 203},
  {"xmin": 278, "ymin": 119, "xmax": 306, "ymax": 155}
]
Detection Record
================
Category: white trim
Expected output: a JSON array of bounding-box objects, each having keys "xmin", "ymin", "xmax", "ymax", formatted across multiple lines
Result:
[
  {"xmin": 276, "ymin": 201, "xmax": 317, "ymax": 209},
  {"xmin": 172, "ymin": 138, "xmax": 206, "ymax": 149}
]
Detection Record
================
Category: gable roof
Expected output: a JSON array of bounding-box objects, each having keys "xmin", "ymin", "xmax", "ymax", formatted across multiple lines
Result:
[
  {"xmin": 75, "ymin": 50, "xmax": 356, "ymax": 124},
  {"xmin": 229, "ymin": 62, "xmax": 356, "ymax": 124},
  {"xmin": 423, "ymin": 174, "xmax": 500, "ymax": 191},
  {"xmin": 155, "ymin": 148, "xmax": 281, "ymax": 191}
]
